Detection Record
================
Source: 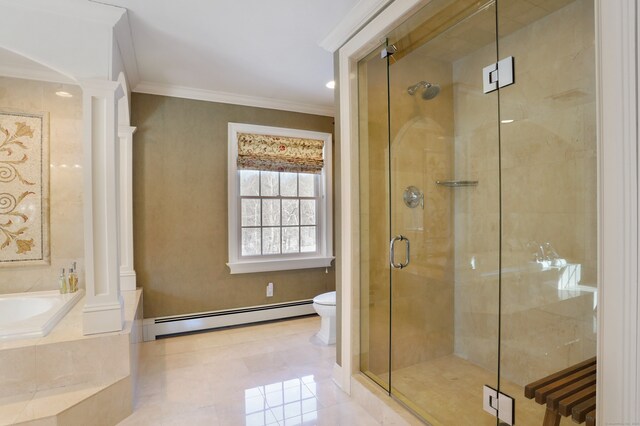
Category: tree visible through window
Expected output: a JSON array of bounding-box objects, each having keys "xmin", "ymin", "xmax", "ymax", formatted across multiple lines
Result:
[{"xmin": 239, "ymin": 170, "xmax": 319, "ymax": 257}]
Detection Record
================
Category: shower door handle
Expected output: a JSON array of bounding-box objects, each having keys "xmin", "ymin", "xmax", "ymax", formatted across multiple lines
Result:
[{"xmin": 390, "ymin": 235, "xmax": 410, "ymax": 269}]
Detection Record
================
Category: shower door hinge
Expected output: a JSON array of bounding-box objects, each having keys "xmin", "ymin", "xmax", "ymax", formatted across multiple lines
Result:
[
  {"xmin": 483, "ymin": 56, "xmax": 515, "ymax": 93},
  {"xmin": 483, "ymin": 385, "xmax": 515, "ymax": 425},
  {"xmin": 381, "ymin": 44, "xmax": 397, "ymax": 58}
]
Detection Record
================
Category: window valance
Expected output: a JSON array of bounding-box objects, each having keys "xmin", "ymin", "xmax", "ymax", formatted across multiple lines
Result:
[{"xmin": 236, "ymin": 132, "xmax": 324, "ymax": 174}]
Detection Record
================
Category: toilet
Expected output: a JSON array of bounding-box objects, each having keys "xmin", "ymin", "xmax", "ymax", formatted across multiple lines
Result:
[{"xmin": 312, "ymin": 291, "xmax": 336, "ymax": 345}]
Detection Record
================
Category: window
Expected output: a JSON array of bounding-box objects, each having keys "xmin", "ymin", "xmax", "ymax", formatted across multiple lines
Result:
[{"xmin": 227, "ymin": 123, "xmax": 333, "ymax": 274}]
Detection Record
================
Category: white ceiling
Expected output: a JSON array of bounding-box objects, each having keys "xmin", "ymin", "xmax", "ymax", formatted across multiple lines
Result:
[
  {"xmin": 0, "ymin": 47, "xmax": 74, "ymax": 83},
  {"xmin": 98, "ymin": 0, "xmax": 361, "ymax": 115}
]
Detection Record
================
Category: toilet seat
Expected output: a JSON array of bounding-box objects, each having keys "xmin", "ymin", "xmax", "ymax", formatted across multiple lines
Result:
[{"xmin": 313, "ymin": 291, "xmax": 335, "ymax": 306}]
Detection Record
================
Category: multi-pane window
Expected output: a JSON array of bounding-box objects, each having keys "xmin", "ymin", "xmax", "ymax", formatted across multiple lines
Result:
[
  {"xmin": 239, "ymin": 170, "xmax": 318, "ymax": 257},
  {"xmin": 227, "ymin": 122, "xmax": 332, "ymax": 274}
]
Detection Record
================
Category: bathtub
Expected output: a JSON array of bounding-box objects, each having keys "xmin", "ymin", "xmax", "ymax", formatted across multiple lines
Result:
[{"xmin": 0, "ymin": 289, "xmax": 83, "ymax": 340}]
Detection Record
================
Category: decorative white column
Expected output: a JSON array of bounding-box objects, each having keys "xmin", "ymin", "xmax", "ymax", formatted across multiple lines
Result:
[
  {"xmin": 597, "ymin": 1, "xmax": 640, "ymax": 422},
  {"xmin": 119, "ymin": 125, "xmax": 137, "ymax": 291},
  {"xmin": 81, "ymin": 79, "xmax": 125, "ymax": 335}
]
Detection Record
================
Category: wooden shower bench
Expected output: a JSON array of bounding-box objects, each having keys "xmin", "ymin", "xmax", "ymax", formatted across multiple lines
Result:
[{"xmin": 524, "ymin": 357, "xmax": 597, "ymax": 426}]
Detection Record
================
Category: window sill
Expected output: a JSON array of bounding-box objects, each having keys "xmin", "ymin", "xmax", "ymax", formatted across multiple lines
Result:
[{"xmin": 227, "ymin": 257, "xmax": 334, "ymax": 274}]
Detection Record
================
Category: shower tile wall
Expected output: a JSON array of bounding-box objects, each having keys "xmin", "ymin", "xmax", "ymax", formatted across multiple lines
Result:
[
  {"xmin": 0, "ymin": 77, "xmax": 84, "ymax": 294},
  {"xmin": 359, "ymin": 47, "xmax": 456, "ymax": 377},
  {"xmin": 388, "ymin": 51, "xmax": 455, "ymax": 371},
  {"xmin": 359, "ymin": 52, "xmax": 390, "ymax": 379},
  {"xmin": 450, "ymin": 32, "xmax": 501, "ymax": 375},
  {"xmin": 453, "ymin": 0, "xmax": 596, "ymax": 386}
]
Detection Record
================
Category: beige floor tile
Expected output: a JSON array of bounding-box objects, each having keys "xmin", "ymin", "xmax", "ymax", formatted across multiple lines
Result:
[
  {"xmin": 242, "ymin": 351, "xmax": 290, "ymax": 373},
  {"xmin": 305, "ymin": 378, "xmax": 352, "ymax": 409},
  {"xmin": 313, "ymin": 402, "xmax": 380, "ymax": 426},
  {"xmin": 288, "ymin": 359, "xmax": 335, "ymax": 384},
  {"xmin": 390, "ymin": 354, "xmax": 576, "ymax": 426},
  {"xmin": 120, "ymin": 317, "xmax": 387, "ymax": 426},
  {"xmin": 161, "ymin": 405, "xmax": 220, "ymax": 426}
]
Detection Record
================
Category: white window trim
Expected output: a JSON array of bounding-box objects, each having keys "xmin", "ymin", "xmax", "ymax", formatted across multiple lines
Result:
[{"xmin": 227, "ymin": 122, "xmax": 334, "ymax": 274}]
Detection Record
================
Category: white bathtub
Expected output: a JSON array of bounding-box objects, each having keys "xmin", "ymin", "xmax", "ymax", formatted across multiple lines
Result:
[{"xmin": 0, "ymin": 290, "xmax": 83, "ymax": 341}]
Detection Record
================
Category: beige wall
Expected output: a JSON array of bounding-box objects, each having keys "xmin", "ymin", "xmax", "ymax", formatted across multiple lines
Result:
[
  {"xmin": 450, "ymin": 11, "xmax": 502, "ymax": 378},
  {"xmin": 358, "ymin": 42, "xmax": 456, "ymax": 376},
  {"xmin": 358, "ymin": 48, "xmax": 391, "ymax": 380},
  {"xmin": 131, "ymin": 93, "xmax": 336, "ymax": 318},
  {"xmin": 453, "ymin": 0, "xmax": 597, "ymax": 386},
  {"xmin": 0, "ymin": 77, "xmax": 84, "ymax": 294},
  {"xmin": 388, "ymin": 50, "xmax": 455, "ymax": 371}
]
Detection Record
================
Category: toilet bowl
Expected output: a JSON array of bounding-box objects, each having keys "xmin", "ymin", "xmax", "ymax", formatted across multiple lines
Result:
[{"xmin": 312, "ymin": 291, "xmax": 336, "ymax": 345}]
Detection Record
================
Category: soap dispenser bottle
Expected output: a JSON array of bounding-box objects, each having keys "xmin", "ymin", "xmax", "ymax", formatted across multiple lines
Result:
[
  {"xmin": 59, "ymin": 268, "xmax": 67, "ymax": 294},
  {"xmin": 68, "ymin": 262, "xmax": 78, "ymax": 293}
]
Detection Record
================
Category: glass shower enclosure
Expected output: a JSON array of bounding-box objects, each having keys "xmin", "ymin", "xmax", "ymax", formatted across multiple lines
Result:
[{"xmin": 358, "ymin": 0, "xmax": 597, "ymax": 424}]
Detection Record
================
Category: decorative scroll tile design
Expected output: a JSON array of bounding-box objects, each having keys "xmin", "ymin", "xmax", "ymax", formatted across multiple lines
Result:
[{"xmin": 0, "ymin": 109, "xmax": 49, "ymax": 266}]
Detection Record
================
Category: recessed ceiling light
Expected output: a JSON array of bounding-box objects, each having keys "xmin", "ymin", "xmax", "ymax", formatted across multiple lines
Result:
[
  {"xmin": 325, "ymin": 80, "xmax": 335, "ymax": 89},
  {"xmin": 501, "ymin": 119, "xmax": 514, "ymax": 124},
  {"xmin": 55, "ymin": 91, "xmax": 73, "ymax": 98}
]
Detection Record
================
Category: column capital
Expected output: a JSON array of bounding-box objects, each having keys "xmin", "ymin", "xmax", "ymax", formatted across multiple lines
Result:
[
  {"xmin": 118, "ymin": 125, "xmax": 137, "ymax": 137},
  {"xmin": 81, "ymin": 79, "xmax": 125, "ymax": 100}
]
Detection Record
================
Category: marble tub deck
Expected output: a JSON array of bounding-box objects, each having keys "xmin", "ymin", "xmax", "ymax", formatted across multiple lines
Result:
[{"xmin": 0, "ymin": 290, "xmax": 142, "ymax": 426}]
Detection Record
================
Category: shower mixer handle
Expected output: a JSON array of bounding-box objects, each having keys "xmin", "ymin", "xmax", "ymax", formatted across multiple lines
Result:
[{"xmin": 390, "ymin": 235, "xmax": 410, "ymax": 269}]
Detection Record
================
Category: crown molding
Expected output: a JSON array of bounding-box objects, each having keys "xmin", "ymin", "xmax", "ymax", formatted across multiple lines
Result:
[
  {"xmin": 133, "ymin": 81, "xmax": 335, "ymax": 117},
  {"xmin": 319, "ymin": 0, "xmax": 393, "ymax": 52},
  {"xmin": 0, "ymin": 63, "xmax": 76, "ymax": 85}
]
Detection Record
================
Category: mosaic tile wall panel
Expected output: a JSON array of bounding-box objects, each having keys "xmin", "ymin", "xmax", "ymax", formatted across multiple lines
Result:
[{"xmin": 0, "ymin": 109, "xmax": 49, "ymax": 266}]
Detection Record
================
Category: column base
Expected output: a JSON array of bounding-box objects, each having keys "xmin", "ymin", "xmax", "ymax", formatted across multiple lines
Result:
[
  {"xmin": 120, "ymin": 270, "xmax": 137, "ymax": 291},
  {"xmin": 83, "ymin": 296, "xmax": 124, "ymax": 335}
]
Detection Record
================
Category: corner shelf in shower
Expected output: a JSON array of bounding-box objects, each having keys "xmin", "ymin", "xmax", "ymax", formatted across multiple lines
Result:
[{"xmin": 435, "ymin": 180, "xmax": 479, "ymax": 187}]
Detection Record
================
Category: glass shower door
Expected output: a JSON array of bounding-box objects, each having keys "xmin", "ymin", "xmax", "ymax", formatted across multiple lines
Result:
[
  {"xmin": 495, "ymin": 0, "xmax": 598, "ymax": 424},
  {"xmin": 385, "ymin": 0, "xmax": 502, "ymax": 423},
  {"xmin": 358, "ymin": 42, "xmax": 392, "ymax": 392},
  {"xmin": 358, "ymin": 0, "xmax": 598, "ymax": 424}
]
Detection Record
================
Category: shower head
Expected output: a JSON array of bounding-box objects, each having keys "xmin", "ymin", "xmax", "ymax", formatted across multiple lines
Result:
[{"xmin": 407, "ymin": 81, "xmax": 441, "ymax": 100}]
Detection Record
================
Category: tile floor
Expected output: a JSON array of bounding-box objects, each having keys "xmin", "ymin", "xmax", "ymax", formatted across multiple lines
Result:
[
  {"xmin": 390, "ymin": 355, "xmax": 572, "ymax": 426},
  {"xmin": 118, "ymin": 316, "xmax": 381, "ymax": 425}
]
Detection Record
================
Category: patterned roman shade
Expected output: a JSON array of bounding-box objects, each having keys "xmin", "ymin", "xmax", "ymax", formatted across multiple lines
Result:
[{"xmin": 236, "ymin": 132, "xmax": 324, "ymax": 174}]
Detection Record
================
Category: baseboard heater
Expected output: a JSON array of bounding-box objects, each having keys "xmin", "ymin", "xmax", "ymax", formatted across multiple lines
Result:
[{"xmin": 142, "ymin": 299, "xmax": 315, "ymax": 341}]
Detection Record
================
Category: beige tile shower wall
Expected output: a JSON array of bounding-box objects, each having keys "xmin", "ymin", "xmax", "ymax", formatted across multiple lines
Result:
[
  {"xmin": 451, "ymin": 50, "xmax": 501, "ymax": 374},
  {"xmin": 453, "ymin": 0, "xmax": 597, "ymax": 385},
  {"xmin": 358, "ymin": 52, "xmax": 391, "ymax": 379},
  {"xmin": 0, "ymin": 77, "xmax": 84, "ymax": 294},
  {"xmin": 388, "ymin": 52, "xmax": 455, "ymax": 370},
  {"xmin": 131, "ymin": 94, "xmax": 335, "ymax": 318},
  {"xmin": 451, "ymin": 30, "xmax": 501, "ymax": 374}
]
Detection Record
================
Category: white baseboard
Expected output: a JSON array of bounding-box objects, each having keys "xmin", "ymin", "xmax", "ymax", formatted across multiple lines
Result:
[{"xmin": 143, "ymin": 300, "xmax": 316, "ymax": 341}]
